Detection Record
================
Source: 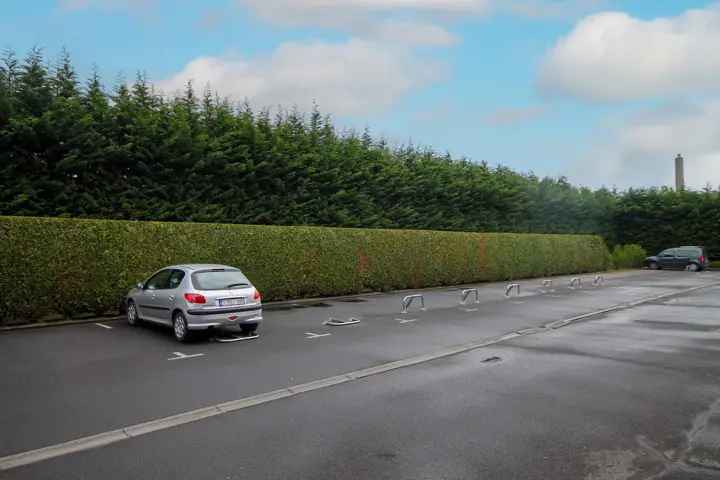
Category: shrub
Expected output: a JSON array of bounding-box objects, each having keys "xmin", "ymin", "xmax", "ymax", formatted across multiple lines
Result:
[
  {"xmin": 611, "ymin": 244, "xmax": 647, "ymax": 269},
  {"xmin": 0, "ymin": 216, "xmax": 611, "ymax": 325}
]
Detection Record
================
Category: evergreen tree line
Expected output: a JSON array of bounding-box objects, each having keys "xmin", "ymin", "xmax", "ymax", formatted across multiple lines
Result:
[{"xmin": 1, "ymin": 48, "xmax": 718, "ymax": 257}]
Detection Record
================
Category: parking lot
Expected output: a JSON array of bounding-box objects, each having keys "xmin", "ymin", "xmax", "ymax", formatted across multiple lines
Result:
[{"xmin": 2, "ymin": 269, "xmax": 720, "ymax": 479}]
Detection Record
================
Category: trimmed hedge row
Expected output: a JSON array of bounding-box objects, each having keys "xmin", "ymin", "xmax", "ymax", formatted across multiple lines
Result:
[{"xmin": 0, "ymin": 216, "xmax": 611, "ymax": 324}]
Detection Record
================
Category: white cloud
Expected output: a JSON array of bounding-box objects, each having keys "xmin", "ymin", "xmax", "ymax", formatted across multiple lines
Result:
[
  {"xmin": 236, "ymin": 0, "xmax": 490, "ymax": 27},
  {"xmin": 539, "ymin": 5, "xmax": 720, "ymax": 101},
  {"xmin": 236, "ymin": 0, "xmax": 603, "ymax": 24},
  {"xmin": 507, "ymin": 0, "xmax": 606, "ymax": 20},
  {"xmin": 371, "ymin": 20, "xmax": 459, "ymax": 46},
  {"xmin": 568, "ymin": 101, "xmax": 720, "ymax": 189},
  {"xmin": 156, "ymin": 39, "xmax": 443, "ymax": 116}
]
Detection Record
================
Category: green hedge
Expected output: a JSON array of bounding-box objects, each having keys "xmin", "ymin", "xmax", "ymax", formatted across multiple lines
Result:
[
  {"xmin": 610, "ymin": 244, "xmax": 647, "ymax": 269},
  {"xmin": 0, "ymin": 216, "xmax": 610, "ymax": 324}
]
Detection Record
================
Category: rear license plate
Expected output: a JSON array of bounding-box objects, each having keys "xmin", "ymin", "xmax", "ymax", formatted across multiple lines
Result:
[{"xmin": 219, "ymin": 298, "xmax": 246, "ymax": 307}]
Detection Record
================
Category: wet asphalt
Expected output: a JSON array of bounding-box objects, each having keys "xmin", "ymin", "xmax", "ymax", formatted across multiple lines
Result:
[{"xmin": 2, "ymin": 270, "xmax": 720, "ymax": 479}]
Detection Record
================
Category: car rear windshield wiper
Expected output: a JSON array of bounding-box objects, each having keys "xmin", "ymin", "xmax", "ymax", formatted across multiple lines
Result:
[{"xmin": 226, "ymin": 283, "xmax": 249, "ymax": 288}]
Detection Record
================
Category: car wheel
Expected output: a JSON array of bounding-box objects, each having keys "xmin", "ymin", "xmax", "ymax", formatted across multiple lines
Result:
[
  {"xmin": 173, "ymin": 312, "xmax": 191, "ymax": 342},
  {"xmin": 240, "ymin": 325, "xmax": 258, "ymax": 336},
  {"xmin": 127, "ymin": 300, "xmax": 140, "ymax": 326},
  {"xmin": 648, "ymin": 261, "xmax": 659, "ymax": 270},
  {"xmin": 687, "ymin": 263, "xmax": 700, "ymax": 272}
]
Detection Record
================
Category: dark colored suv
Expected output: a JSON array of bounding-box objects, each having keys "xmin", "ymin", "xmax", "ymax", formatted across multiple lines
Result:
[{"xmin": 645, "ymin": 246, "xmax": 710, "ymax": 272}]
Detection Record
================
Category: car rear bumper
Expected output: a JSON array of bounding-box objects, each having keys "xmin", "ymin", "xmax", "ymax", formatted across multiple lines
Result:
[{"xmin": 185, "ymin": 306, "xmax": 263, "ymax": 330}]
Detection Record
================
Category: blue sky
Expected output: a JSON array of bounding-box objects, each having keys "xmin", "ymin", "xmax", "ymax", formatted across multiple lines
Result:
[{"xmin": 3, "ymin": 0, "xmax": 720, "ymax": 189}]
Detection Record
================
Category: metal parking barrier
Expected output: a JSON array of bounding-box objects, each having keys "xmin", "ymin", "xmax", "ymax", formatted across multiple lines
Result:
[
  {"xmin": 401, "ymin": 294, "xmax": 425, "ymax": 314},
  {"xmin": 460, "ymin": 288, "xmax": 480, "ymax": 305},
  {"xmin": 324, "ymin": 317, "xmax": 361, "ymax": 327},
  {"xmin": 505, "ymin": 284, "xmax": 521, "ymax": 297},
  {"xmin": 592, "ymin": 275, "xmax": 605, "ymax": 287},
  {"xmin": 569, "ymin": 277, "xmax": 583, "ymax": 289},
  {"xmin": 541, "ymin": 279, "xmax": 553, "ymax": 289}
]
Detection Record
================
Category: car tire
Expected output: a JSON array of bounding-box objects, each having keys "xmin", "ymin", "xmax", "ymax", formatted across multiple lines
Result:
[
  {"xmin": 127, "ymin": 300, "xmax": 140, "ymax": 326},
  {"xmin": 648, "ymin": 261, "xmax": 659, "ymax": 270},
  {"xmin": 240, "ymin": 325, "xmax": 258, "ymax": 336},
  {"xmin": 173, "ymin": 311, "xmax": 191, "ymax": 342},
  {"xmin": 687, "ymin": 263, "xmax": 700, "ymax": 272}
]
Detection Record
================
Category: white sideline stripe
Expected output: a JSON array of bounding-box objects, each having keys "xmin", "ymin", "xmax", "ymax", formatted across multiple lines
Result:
[
  {"xmin": 1, "ymin": 282, "xmax": 717, "ymax": 472},
  {"xmin": 94, "ymin": 323, "xmax": 113, "ymax": 330},
  {"xmin": 168, "ymin": 352, "xmax": 205, "ymax": 361},
  {"xmin": 304, "ymin": 332, "xmax": 331, "ymax": 339},
  {"xmin": 396, "ymin": 318, "xmax": 419, "ymax": 324}
]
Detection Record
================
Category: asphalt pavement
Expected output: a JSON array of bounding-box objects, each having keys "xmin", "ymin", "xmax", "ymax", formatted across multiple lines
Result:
[{"xmin": 2, "ymin": 269, "xmax": 720, "ymax": 479}]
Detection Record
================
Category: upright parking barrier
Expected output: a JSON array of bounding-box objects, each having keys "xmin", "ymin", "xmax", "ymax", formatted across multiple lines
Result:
[
  {"xmin": 505, "ymin": 284, "xmax": 521, "ymax": 297},
  {"xmin": 401, "ymin": 294, "xmax": 425, "ymax": 314},
  {"xmin": 461, "ymin": 288, "xmax": 480, "ymax": 305},
  {"xmin": 592, "ymin": 275, "xmax": 605, "ymax": 287},
  {"xmin": 569, "ymin": 277, "xmax": 583, "ymax": 289}
]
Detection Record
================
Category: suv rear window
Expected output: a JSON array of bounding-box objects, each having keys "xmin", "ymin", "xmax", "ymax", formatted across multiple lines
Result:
[{"xmin": 191, "ymin": 270, "xmax": 250, "ymax": 291}]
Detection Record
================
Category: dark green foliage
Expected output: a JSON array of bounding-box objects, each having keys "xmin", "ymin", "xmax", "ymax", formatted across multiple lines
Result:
[
  {"xmin": 1, "ymin": 45, "xmax": 717, "ymax": 289},
  {"xmin": 610, "ymin": 244, "xmax": 647, "ymax": 269},
  {"xmin": 612, "ymin": 188, "xmax": 720, "ymax": 259},
  {"xmin": 0, "ymin": 216, "xmax": 610, "ymax": 324},
  {"xmin": 0, "ymin": 48, "xmax": 617, "ymax": 236}
]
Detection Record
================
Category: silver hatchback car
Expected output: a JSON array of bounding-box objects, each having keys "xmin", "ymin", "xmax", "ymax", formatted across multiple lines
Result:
[{"xmin": 125, "ymin": 264, "xmax": 263, "ymax": 342}]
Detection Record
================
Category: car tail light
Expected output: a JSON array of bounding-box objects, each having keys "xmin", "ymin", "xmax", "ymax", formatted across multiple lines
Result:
[
  {"xmin": 700, "ymin": 256, "xmax": 705, "ymax": 264},
  {"xmin": 253, "ymin": 289, "xmax": 262, "ymax": 302},
  {"xmin": 184, "ymin": 293, "xmax": 206, "ymax": 304}
]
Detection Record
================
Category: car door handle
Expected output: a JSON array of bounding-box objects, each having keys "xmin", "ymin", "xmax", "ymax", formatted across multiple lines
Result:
[{"xmin": 168, "ymin": 295, "xmax": 175, "ymax": 301}]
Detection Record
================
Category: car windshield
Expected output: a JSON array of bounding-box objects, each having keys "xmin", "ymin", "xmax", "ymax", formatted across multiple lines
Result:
[{"xmin": 192, "ymin": 270, "xmax": 250, "ymax": 291}]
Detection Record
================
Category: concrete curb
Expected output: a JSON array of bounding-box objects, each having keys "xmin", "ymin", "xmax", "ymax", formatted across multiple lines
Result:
[{"xmin": 1, "ymin": 280, "xmax": 716, "ymax": 472}]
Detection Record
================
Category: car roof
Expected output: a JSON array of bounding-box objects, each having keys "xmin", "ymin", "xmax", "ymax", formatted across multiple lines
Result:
[{"xmin": 167, "ymin": 264, "xmax": 239, "ymax": 271}]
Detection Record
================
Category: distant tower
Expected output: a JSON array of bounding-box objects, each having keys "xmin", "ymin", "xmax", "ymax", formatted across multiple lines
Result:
[{"xmin": 675, "ymin": 154, "xmax": 685, "ymax": 191}]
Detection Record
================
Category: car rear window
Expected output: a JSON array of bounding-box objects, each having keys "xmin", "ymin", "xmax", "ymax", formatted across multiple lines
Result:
[
  {"xmin": 678, "ymin": 248, "xmax": 700, "ymax": 257},
  {"xmin": 191, "ymin": 270, "xmax": 250, "ymax": 291}
]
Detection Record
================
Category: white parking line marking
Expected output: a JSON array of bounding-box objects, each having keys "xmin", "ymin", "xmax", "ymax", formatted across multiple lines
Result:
[
  {"xmin": 168, "ymin": 352, "xmax": 206, "ymax": 361},
  {"xmin": 396, "ymin": 318, "xmax": 419, "ymax": 324},
  {"xmin": 304, "ymin": 332, "xmax": 332, "ymax": 339},
  {"xmin": 460, "ymin": 308, "xmax": 479, "ymax": 312},
  {"xmin": 511, "ymin": 301, "xmax": 526, "ymax": 305},
  {"xmin": 94, "ymin": 323, "xmax": 113, "ymax": 330}
]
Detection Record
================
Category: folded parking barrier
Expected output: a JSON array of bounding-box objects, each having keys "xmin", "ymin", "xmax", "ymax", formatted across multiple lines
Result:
[{"xmin": 324, "ymin": 317, "xmax": 361, "ymax": 327}]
